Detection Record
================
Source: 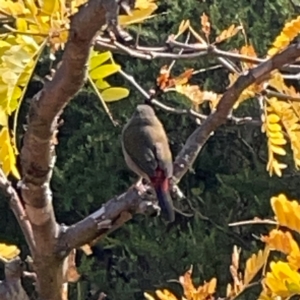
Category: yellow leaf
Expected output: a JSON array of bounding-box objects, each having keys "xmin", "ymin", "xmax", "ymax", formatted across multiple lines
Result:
[
  {"xmin": 271, "ymin": 194, "xmax": 288, "ymax": 225},
  {"xmin": 273, "ymin": 165, "xmax": 282, "ymax": 177},
  {"xmin": 206, "ymin": 277, "xmax": 217, "ymax": 294},
  {"xmin": 41, "ymin": 0, "xmax": 60, "ymax": 15},
  {"xmin": 0, "ymin": 243, "xmax": 20, "ymax": 260},
  {"xmin": 88, "ymin": 51, "xmax": 112, "ymax": 71},
  {"xmin": 0, "ymin": 110, "xmax": 7, "ymax": 126},
  {"xmin": 16, "ymin": 19, "xmax": 28, "ymax": 32},
  {"xmin": 240, "ymin": 44, "xmax": 257, "ymax": 69},
  {"xmin": 176, "ymin": 20, "xmax": 190, "ymax": 38},
  {"xmin": 267, "ymin": 113, "xmax": 280, "ymax": 123},
  {"xmin": 215, "ymin": 24, "xmax": 242, "ymax": 44},
  {"xmin": 179, "ymin": 266, "xmax": 216, "ymax": 300},
  {"xmin": 271, "ymin": 194, "xmax": 300, "ymax": 232},
  {"xmin": 0, "ymin": 41, "xmax": 11, "ymax": 48},
  {"xmin": 267, "ymin": 131, "xmax": 284, "ymax": 139},
  {"xmin": 277, "ymin": 162, "xmax": 288, "ymax": 170},
  {"xmin": 7, "ymin": 86, "xmax": 23, "ymax": 114},
  {"xmin": 95, "ymin": 79, "xmax": 111, "ymax": 90},
  {"xmin": 18, "ymin": 35, "xmax": 40, "ymax": 52},
  {"xmin": 268, "ymin": 16, "xmax": 300, "ymax": 57},
  {"xmin": 244, "ymin": 248, "xmax": 269, "ymax": 285},
  {"xmin": 0, "ymin": 127, "xmax": 9, "ymax": 144},
  {"xmin": 119, "ymin": 3, "xmax": 158, "ymax": 25},
  {"xmin": 10, "ymin": 163, "xmax": 20, "ymax": 180},
  {"xmin": 135, "ymin": 0, "xmax": 156, "ymax": 10},
  {"xmin": 272, "ymin": 159, "xmax": 287, "ymax": 177},
  {"xmin": 270, "ymin": 145, "xmax": 286, "ymax": 156},
  {"xmin": 89, "ymin": 64, "xmax": 121, "ymax": 80},
  {"xmin": 270, "ymin": 138, "xmax": 287, "ymax": 146},
  {"xmin": 24, "ymin": 0, "xmax": 38, "ymax": 16},
  {"xmin": 267, "ymin": 123, "xmax": 281, "ymax": 132},
  {"xmin": 261, "ymin": 230, "xmax": 298, "ymax": 255},
  {"xmin": 154, "ymin": 289, "xmax": 177, "ymax": 300},
  {"xmin": 2, "ymin": 70, "xmax": 18, "ymax": 85},
  {"xmin": 265, "ymin": 261, "xmax": 300, "ymax": 297},
  {"xmin": 1, "ymin": 2, "xmax": 26, "ymax": 16},
  {"xmin": 101, "ymin": 87, "xmax": 129, "ymax": 102},
  {"xmin": 0, "ymin": 127, "xmax": 20, "ymax": 179},
  {"xmin": 226, "ymin": 283, "xmax": 233, "ymax": 298}
]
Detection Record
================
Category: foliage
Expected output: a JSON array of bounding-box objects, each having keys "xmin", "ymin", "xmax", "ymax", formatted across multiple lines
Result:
[
  {"xmin": 0, "ymin": 0, "xmax": 157, "ymax": 177},
  {"xmin": 155, "ymin": 14, "xmax": 300, "ymax": 178},
  {"xmin": 144, "ymin": 194, "xmax": 300, "ymax": 299},
  {"xmin": 0, "ymin": 243, "xmax": 20, "ymax": 261},
  {"xmin": 1, "ymin": 0, "xmax": 300, "ymax": 300}
]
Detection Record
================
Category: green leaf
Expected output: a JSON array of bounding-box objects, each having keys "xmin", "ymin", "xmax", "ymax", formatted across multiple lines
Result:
[
  {"xmin": 101, "ymin": 87, "xmax": 129, "ymax": 102},
  {"xmin": 89, "ymin": 64, "xmax": 121, "ymax": 80}
]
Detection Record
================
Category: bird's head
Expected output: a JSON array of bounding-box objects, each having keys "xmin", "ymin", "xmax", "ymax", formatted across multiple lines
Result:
[{"xmin": 130, "ymin": 104, "xmax": 156, "ymax": 125}]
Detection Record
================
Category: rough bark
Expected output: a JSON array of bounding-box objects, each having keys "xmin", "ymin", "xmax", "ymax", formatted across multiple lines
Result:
[{"xmin": 19, "ymin": 1, "xmax": 111, "ymax": 299}]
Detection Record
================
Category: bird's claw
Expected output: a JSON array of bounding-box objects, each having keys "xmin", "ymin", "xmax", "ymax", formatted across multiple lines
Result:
[{"xmin": 132, "ymin": 178, "xmax": 148, "ymax": 195}]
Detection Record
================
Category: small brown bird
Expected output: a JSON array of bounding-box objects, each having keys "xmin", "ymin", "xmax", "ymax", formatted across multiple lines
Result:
[{"xmin": 121, "ymin": 104, "xmax": 175, "ymax": 222}]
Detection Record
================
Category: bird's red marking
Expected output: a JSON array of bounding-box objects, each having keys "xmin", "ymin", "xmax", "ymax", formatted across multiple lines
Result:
[{"xmin": 150, "ymin": 167, "xmax": 169, "ymax": 191}]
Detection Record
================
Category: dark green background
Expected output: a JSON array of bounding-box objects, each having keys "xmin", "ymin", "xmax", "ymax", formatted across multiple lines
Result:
[{"xmin": 1, "ymin": 0, "xmax": 300, "ymax": 299}]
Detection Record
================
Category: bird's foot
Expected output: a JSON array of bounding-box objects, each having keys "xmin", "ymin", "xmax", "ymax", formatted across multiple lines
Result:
[{"xmin": 131, "ymin": 178, "xmax": 148, "ymax": 194}]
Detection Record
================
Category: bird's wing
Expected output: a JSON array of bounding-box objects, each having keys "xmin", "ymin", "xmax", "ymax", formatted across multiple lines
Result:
[
  {"xmin": 122, "ymin": 125, "xmax": 158, "ymax": 178},
  {"xmin": 153, "ymin": 141, "xmax": 173, "ymax": 178}
]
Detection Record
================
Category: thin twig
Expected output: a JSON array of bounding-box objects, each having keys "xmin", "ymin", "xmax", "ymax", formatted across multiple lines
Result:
[
  {"xmin": 192, "ymin": 64, "xmax": 223, "ymax": 74},
  {"xmin": 95, "ymin": 36, "xmax": 300, "ymax": 74},
  {"xmin": 229, "ymin": 219, "xmax": 278, "ymax": 227},
  {"xmin": 265, "ymin": 89, "xmax": 300, "ymax": 102},
  {"xmin": 118, "ymin": 69, "xmax": 260, "ymax": 125},
  {"xmin": 0, "ymin": 169, "xmax": 35, "ymax": 253}
]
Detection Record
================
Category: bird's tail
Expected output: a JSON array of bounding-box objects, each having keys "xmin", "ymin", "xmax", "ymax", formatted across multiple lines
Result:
[{"xmin": 155, "ymin": 185, "xmax": 175, "ymax": 222}]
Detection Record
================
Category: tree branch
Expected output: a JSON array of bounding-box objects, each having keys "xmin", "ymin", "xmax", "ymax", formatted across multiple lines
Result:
[
  {"xmin": 57, "ymin": 187, "xmax": 158, "ymax": 253},
  {"xmin": 118, "ymin": 69, "xmax": 260, "ymax": 126},
  {"xmin": 4, "ymin": 0, "xmax": 300, "ymax": 298},
  {"xmin": 0, "ymin": 257, "xmax": 30, "ymax": 300},
  {"xmin": 58, "ymin": 43, "xmax": 300, "ymax": 253},
  {"xmin": 0, "ymin": 169, "xmax": 35, "ymax": 253},
  {"xmin": 94, "ymin": 36, "xmax": 300, "ymax": 74},
  {"xmin": 173, "ymin": 43, "xmax": 300, "ymax": 181},
  {"xmin": 18, "ymin": 0, "xmax": 112, "ymax": 299}
]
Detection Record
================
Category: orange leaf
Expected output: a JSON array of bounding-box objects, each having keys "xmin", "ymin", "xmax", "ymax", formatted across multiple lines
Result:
[
  {"xmin": 173, "ymin": 69, "xmax": 194, "ymax": 86},
  {"xmin": 215, "ymin": 24, "xmax": 241, "ymax": 44},
  {"xmin": 156, "ymin": 65, "xmax": 170, "ymax": 90},
  {"xmin": 261, "ymin": 229, "xmax": 297, "ymax": 255},
  {"xmin": 175, "ymin": 19, "xmax": 190, "ymax": 39},
  {"xmin": 179, "ymin": 266, "xmax": 216, "ymax": 300},
  {"xmin": 157, "ymin": 68, "xmax": 194, "ymax": 91},
  {"xmin": 200, "ymin": 13, "xmax": 210, "ymax": 39},
  {"xmin": 179, "ymin": 266, "xmax": 196, "ymax": 300},
  {"xmin": 240, "ymin": 44, "xmax": 257, "ymax": 69}
]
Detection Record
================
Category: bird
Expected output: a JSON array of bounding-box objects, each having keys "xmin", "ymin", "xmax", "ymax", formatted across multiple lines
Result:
[{"xmin": 121, "ymin": 104, "xmax": 175, "ymax": 222}]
